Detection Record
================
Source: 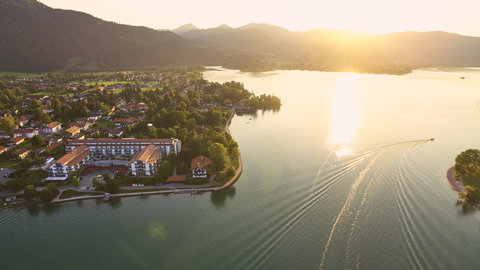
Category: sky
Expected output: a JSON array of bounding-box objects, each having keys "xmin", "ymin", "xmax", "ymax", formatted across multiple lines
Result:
[{"xmin": 38, "ymin": 0, "xmax": 480, "ymax": 36}]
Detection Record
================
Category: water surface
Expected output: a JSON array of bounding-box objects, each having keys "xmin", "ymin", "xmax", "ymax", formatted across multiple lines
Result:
[{"xmin": 2, "ymin": 67, "xmax": 480, "ymax": 269}]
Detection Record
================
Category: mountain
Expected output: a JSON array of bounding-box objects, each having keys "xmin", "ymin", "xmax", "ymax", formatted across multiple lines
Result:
[
  {"xmin": 1, "ymin": 0, "xmax": 480, "ymax": 74},
  {"xmin": 178, "ymin": 24, "xmax": 480, "ymax": 74},
  {"xmin": 172, "ymin": 23, "xmax": 198, "ymax": 34},
  {"xmin": 0, "ymin": 0, "xmax": 212, "ymax": 72}
]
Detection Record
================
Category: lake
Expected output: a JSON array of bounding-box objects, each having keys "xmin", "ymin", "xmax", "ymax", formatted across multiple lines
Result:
[{"xmin": 2, "ymin": 67, "xmax": 480, "ymax": 269}]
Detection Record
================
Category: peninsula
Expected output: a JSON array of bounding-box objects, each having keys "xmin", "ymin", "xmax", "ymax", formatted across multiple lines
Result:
[
  {"xmin": 448, "ymin": 149, "xmax": 480, "ymax": 209},
  {"xmin": 0, "ymin": 69, "xmax": 280, "ymax": 206}
]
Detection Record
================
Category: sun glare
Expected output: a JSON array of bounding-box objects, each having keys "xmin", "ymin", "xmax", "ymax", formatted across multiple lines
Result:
[{"xmin": 329, "ymin": 73, "xmax": 361, "ymax": 157}]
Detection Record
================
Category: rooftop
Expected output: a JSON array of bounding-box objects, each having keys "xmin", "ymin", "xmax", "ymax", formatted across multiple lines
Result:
[
  {"xmin": 56, "ymin": 145, "xmax": 91, "ymax": 167},
  {"xmin": 129, "ymin": 144, "xmax": 162, "ymax": 165}
]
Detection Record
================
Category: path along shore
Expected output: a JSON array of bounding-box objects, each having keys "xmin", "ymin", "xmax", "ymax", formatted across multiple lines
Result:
[
  {"xmin": 51, "ymin": 109, "xmax": 243, "ymax": 204},
  {"xmin": 446, "ymin": 166, "xmax": 480, "ymax": 210}
]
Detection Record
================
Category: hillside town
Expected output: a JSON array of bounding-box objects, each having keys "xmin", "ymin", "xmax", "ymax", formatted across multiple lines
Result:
[{"xmin": 0, "ymin": 69, "xmax": 280, "ymax": 205}]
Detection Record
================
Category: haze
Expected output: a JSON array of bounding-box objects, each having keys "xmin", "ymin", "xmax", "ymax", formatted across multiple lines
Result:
[{"xmin": 39, "ymin": 0, "xmax": 480, "ymax": 36}]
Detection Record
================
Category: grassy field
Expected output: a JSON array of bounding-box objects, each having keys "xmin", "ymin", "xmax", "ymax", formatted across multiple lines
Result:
[
  {"xmin": 0, "ymin": 71, "xmax": 45, "ymax": 78},
  {"xmin": 59, "ymin": 189, "xmax": 103, "ymax": 199},
  {"xmin": 0, "ymin": 159, "xmax": 22, "ymax": 168}
]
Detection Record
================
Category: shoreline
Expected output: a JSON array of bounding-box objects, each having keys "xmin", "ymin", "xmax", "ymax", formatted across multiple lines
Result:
[
  {"xmin": 48, "ymin": 109, "xmax": 243, "ymax": 204},
  {"xmin": 446, "ymin": 166, "xmax": 480, "ymax": 211}
]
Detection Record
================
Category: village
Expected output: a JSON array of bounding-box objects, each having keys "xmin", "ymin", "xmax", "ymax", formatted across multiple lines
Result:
[{"xmin": 0, "ymin": 69, "xmax": 281, "ymax": 205}]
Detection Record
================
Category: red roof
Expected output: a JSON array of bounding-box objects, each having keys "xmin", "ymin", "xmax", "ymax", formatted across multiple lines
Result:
[
  {"xmin": 166, "ymin": 175, "xmax": 186, "ymax": 183},
  {"xmin": 190, "ymin": 155, "xmax": 212, "ymax": 171}
]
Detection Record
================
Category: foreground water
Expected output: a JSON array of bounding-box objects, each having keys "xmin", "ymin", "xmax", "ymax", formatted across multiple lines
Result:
[{"xmin": 2, "ymin": 68, "xmax": 480, "ymax": 269}]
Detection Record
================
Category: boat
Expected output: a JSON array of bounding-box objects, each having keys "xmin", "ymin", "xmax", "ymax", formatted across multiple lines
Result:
[
  {"xmin": 460, "ymin": 76, "xmax": 465, "ymax": 79},
  {"xmin": 430, "ymin": 138, "xmax": 435, "ymax": 142},
  {"xmin": 103, "ymin": 192, "xmax": 110, "ymax": 201}
]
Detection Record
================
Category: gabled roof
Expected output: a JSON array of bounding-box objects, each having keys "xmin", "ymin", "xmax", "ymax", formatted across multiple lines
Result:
[
  {"xmin": 46, "ymin": 121, "xmax": 61, "ymax": 129},
  {"xmin": 129, "ymin": 144, "xmax": 162, "ymax": 165},
  {"xmin": 65, "ymin": 126, "xmax": 81, "ymax": 134},
  {"xmin": 56, "ymin": 145, "xmax": 91, "ymax": 167},
  {"xmin": 13, "ymin": 128, "xmax": 37, "ymax": 134},
  {"xmin": 190, "ymin": 155, "xmax": 212, "ymax": 170}
]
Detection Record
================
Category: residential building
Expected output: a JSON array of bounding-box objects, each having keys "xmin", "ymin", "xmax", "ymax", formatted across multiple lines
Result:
[
  {"xmin": 113, "ymin": 117, "xmax": 136, "ymax": 127},
  {"xmin": 13, "ymin": 128, "xmax": 38, "ymax": 138},
  {"xmin": 67, "ymin": 138, "xmax": 181, "ymax": 157},
  {"xmin": 44, "ymin": 122, "xmax": 62, "ymax": 134},
  {"xmin": 9, "ymin": 136, "xmax": 25, "ymax": 146},
  {"xmin": 48, "ymin": 145, "xmax": 92, "ymax": 180},
  {"xmin": 0, "ymin": 146, "xmax": 7, "ymax": 154},
  {"xmin": 190, "ymin": 155, "xmax": 211, "ymax": 178},
  {"xmin": 12, "ymin": 149, "xmax": 31, "ymax": 159},
  {"xmin": 65, "ymin": 126, "xmax": 81, "ymax": 137},
  {"xmin": 16, "ymin": 114, "xmax": 35, "ymax": 127},
  {"xmin": 129, "ymin": 144, "xmax": 162, "ymax": 176},
  {"xmin": 108, "ymin": 128, "xmax": 124, "ymax": 137}
]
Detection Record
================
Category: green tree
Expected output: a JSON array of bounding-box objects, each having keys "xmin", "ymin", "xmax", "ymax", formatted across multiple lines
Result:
[
  {"xmin": 208, "ymin": 143, "xmax": 228, "ymax": 172},
  {"xmin": 0, "ymin": 116, "xmax": 16, "ymax": 132},
  {"xmin": 226, "ymin": 166, "xmax": 236, "ymax": 179},
  {"xmin": 156, "ymin": 160, "xmax": 174, "ymax": 181},
  {"xmin": 176, "ymin": 161, "xmax": 189, "ymax": 175},
  {"xmin": 24, "ymin": 184, "xmax": 38, "ymax": 200},
  {"xmin": 46, "ymin": 183, "xmax": 60, "ymax": 197},
  {"xmin": 459, "ymin": 185, "xmax": 478, "ymax": 202},
  {"xmin": 72, "ymin": 175, "xmax": 79, "ymax": 188},
  {"xmin": 39, "ymin": 189, "xmax": 54, "ymax": 203},
  {"xmin": 31, "ymin": 135, "xmax": 45, "ymax": 146},
  {"xmin": 455, "ymin": 149, "xmax": 480, "ymax": 176}
]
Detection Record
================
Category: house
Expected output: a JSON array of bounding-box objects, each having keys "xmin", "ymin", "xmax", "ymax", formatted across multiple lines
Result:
[
  {"xmin": 16, "ymin": 114, "xmax": 35, "ymax": 127},
  {"xmin": 129, "ymin": 144, "xmax": 162, "ymax": 176},
  {"xmin": 70, "ymin": 121, "xmax": 91, "ymax": 131},
  {"xmin": 190, "ymin": 155, "xmax": 211, "ymax": 178},
  {"xmin": 9, "ymin": 136, "xmax": 25, "ymax": 146},
  {"xmin": 0, "ymin": 146, "xmax": 7, "ymax": 154},
  {"xmin": 11, "ymin": 149, "xmax": 31, "ymax": 159},
  {"xmin": 65, "ymin": 126, "xmax": 81, "ymax": 137},
  {"xmin": 108, "ymin": 128, "xmax": 124, "ymax": 138},
  {"xmin": 44, "ymin": 122, "xmax": 62, "ymax": 134},
  {"xmin": 88, "ymin": 113, "xmax": 102, "ymax": 122},
  {"xmin": 47, "ymin": 145, "xmax": 92, "ymax": 181},
  {"xmin": 113, "ymin": 117, "xmax": 137, "ymax": 127},
  {"xmin": 13, "ymin": 128, "xmax": 38, "ymax": 138},
  {"xmin": 45, "ymin": 142, "xmax": 61, "ymax": 152},
  {"xmin": 41, "ymin": 105, "xmax": 54, "ymax": 114},
  {"xmin": 24, "ymin": 94, "xmax": 49, "ymax": 102}
]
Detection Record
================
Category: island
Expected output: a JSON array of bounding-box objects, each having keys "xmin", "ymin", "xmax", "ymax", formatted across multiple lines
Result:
[
  {"xmin": 448, "ymin": 149, "xmax": 480, "ymax": 209},
  {"xmin": 0, "ymin": 68, "xmax": 281, "ymax": 206}
]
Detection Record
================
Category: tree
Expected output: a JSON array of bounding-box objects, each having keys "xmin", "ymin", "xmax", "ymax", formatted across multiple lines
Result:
[
  {"xmin": 46, "ymin": 183, "xmax": 60, "ymax": 197},
  {"xmin": 176, "ymin": 161, "xmax": 189, "ymax": 175},
  {"xmin": 31, "ymin": 135, "xmax": 45, "ymax": 146},
  {"xmin": 0, "ymin": 116, "xmax": 15, "ymax": 132},
  {"xmin": 72, "ymin": 175, "xmax": 80, "ymax": 188},
  {"xmin": 24, "ymin": 184, "xmax": 38, "ymax": 200},
  {"xmin": 459, "ymin": 185, "xmax": 478, "ymax": 202},
  {"xmin": 208, "ymin": 143, "xmax": 228, "ymax": 172},
  {"xmin": 39, "ymin": 189, "xmax": 54, "ymax": 203},
  {"xmin": 226, "ymin": 166, "xmax": 236, "ymax": 179},
  {"xmin": 156, "ymin": 160, "xmax": 174, "ymax": 181},
  {"xmin": 105, "ymin": 176, "xmax": 119, "ymax": 194},
  {"xmin": 455, "ymin": 149, "xmax": 480, "ymax": 176}
]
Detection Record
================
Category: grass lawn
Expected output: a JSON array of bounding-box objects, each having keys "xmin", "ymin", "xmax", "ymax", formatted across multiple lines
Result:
[
  {"xmin": 59, "ymin": 189, "xmax": 104, "ymax": 199},
  {"xmin": 0, "ymin": 159, "xmax": 22, "ymax": 168},
  {"xmin": 97, "ymin": 121, "xmax": 115, "ymax": 129},
  {"xmin": 0, "ymin": 71, "xmax": 45, "ymax": 77}
]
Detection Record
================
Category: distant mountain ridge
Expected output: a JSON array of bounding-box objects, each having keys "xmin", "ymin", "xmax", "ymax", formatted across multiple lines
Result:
[
  {"xmin": 1, "ymin": 0, "xmax": 480, "ymax": 74},
  {"xmin": 177, "ymin": 23, "xmax": 480, "ymax": 73},
  {"xmin": 0, "ymin": 0, "xmax": 212, "ymax": 72}
]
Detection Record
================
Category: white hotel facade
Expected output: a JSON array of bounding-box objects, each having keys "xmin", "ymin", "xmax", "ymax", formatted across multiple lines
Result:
[{"xmin": 66, "ymin": 138, "xmax": 181, "ymax": 158}]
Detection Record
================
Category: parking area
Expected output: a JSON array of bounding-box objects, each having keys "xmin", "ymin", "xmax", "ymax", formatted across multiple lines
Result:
[{"xmin": 0, "ymin": 168, "xmax": 14, "ymax": 184}]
